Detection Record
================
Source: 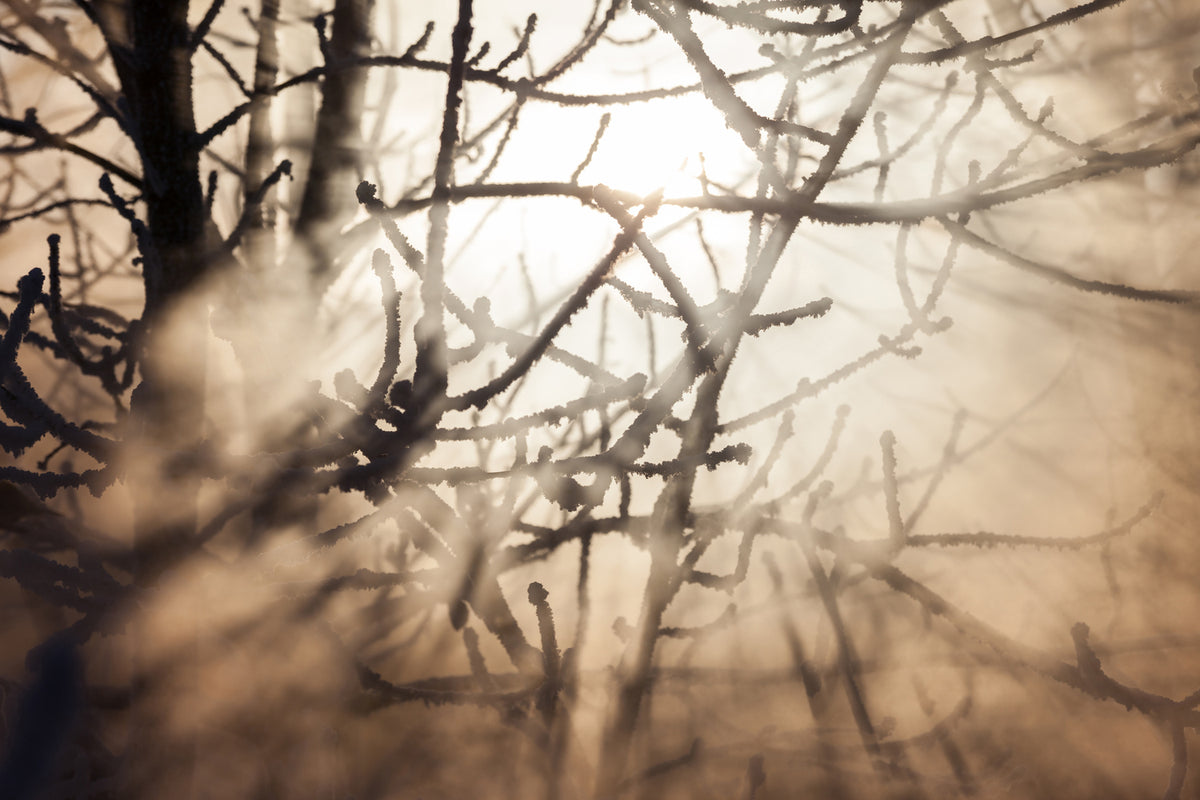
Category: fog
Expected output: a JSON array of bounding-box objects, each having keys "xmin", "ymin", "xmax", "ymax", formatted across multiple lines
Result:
[{"xmin": 1, "ymin": 1, "xmax": 1200, "ymax": 798}]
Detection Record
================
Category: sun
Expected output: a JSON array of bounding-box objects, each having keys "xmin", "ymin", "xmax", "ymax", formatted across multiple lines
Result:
[{"xmin": 574, "ymin": 95, "xmax": 751, "ymax": 200}]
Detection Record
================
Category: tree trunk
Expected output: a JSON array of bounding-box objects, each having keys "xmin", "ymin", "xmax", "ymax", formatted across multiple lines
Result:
[
  {"xmin": 99, "ymin": 0, "xmax": 209, "ymax": 570},
  {"xmin": 97, "ymin": 1, "xmax": 209, "ymax": 794}
]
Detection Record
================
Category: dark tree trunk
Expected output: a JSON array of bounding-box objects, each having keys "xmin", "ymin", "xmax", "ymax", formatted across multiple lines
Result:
[
  {"xmin": 97, "ymin": 0, "xmax": 209, "ymax": 577},
  {"xmin": 94, "ymin": 4, "xmax": 210, "ymax": 792}
]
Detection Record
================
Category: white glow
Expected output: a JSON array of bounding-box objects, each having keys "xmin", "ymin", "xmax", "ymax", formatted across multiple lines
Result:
[{"xmin": 576, "ymin": 98, "xmax": 747, "ymax": 199}]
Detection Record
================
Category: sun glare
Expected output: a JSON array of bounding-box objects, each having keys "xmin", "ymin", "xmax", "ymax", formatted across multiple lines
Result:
[{"xmin": 577, "ymin": 97, "xmax": 748, "ymax": 199}]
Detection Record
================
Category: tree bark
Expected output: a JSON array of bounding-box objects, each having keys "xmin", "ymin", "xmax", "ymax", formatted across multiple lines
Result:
[
  {"xmin": 295, "ymin": 0, "xmax": 376, "ymax": 288},
  {"xmin": 107, "ymin": 0, "xmax": 208, "ymax": 577},
  {"xmin": 96, "ymin": 1, "xmax": 210, "ymax": 794}
]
